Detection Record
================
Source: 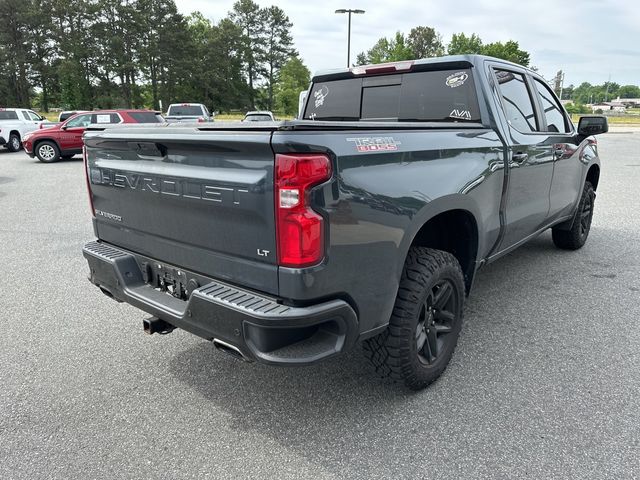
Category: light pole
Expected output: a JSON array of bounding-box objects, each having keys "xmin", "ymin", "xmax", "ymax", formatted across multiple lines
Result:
[{"xmin": 335, "ymin": 8, "xmax": 365, "ymax": 67}]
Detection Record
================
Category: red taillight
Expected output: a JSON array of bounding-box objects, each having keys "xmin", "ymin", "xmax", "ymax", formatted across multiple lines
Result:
[
  {"xmin": 83, "ymin": 146, "xmax": 95, "ymax": 217},
  {"xmin": 197, "ymin": 117, "xmax": 205, "ymax": 123},
  {"xmin": 275, "ymin": 153, "xmax": 332, "ymax": 267},
  {"xmin": 351, "ymin": 60, "xmax": 414, "ymax": 75}
]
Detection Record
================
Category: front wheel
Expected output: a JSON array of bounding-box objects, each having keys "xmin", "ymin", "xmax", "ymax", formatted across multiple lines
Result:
[
  {"xmin": 35, "ymin": 141, "xmax": 60, "ymax": 163},
  {"xmin": 363, "ymin": 247, "xmax": 465, "ymax": 390},
  {"xmin": 7, "ymin": 133, "xmax": 21, "ymax": 152},
  {"xmin": 552, "ymin": 181, "xmax": 595, "ymax": 250}
]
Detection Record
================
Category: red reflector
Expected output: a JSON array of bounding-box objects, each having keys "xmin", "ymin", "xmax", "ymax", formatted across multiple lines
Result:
[
  {"xmin": 83, "ymin": 146, "xmax": 95, "ymax": 217},
  {"xmin": 275, "ymin": 154, "xmax": 331, "ymax": 267}
]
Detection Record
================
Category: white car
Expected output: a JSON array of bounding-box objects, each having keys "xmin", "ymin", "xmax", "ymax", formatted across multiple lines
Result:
[
  {"xmin": 242, "ymin": 111, "xmax": 276, "ymax": 122},
  {"xmin": 0, "ymin": 108, "xmax": 54, "ymax": 152}
]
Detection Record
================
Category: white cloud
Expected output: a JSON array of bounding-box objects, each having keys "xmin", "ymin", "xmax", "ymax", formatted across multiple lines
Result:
[{"xmin": 175, "ymin": 0, "xmax": 640, "ymax": 86}]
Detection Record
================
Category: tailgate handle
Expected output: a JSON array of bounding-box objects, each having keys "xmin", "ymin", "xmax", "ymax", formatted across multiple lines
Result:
[{"xmin": 128, "ymin": 141, "xmax": 166, "ymax": 157}]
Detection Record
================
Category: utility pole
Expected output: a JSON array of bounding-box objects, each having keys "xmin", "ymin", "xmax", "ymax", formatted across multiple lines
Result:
[{"xmin": 335, "ymin": 9, "xmax": 365, "ymax": 67}]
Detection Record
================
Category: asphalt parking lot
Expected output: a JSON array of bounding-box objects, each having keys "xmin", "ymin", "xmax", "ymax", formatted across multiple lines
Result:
[{"xmin": 1, "ymin": 131, "xmax": 639, "ymax": 480}]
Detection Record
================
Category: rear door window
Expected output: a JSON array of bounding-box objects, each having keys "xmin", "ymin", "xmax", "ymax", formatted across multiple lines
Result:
[
  {"xmin": 91, "ymin": 113, "xmax": 121, "ymax": 124},
  {"xmin": 494, "ymin": 69, "xmax": 538, "ymax": 132},
  {"xmin": 66, "ymin": 113, "xmax": 93, "ymax": 128},
  {"xmin": 304, "ymin": 68, "xmax": 481, "ymax": 122}
]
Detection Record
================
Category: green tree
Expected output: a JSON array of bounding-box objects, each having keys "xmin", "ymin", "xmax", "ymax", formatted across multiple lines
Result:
[
  {"xmin": 407, "ymin": 26, "xmax": 444, "ymax": 58},
  {"xmin": 617, "ymin": 85, "xmax": 640, "ymax": 99},
  {"xmin": 482, "ymin": 40, "xmax": 530, "ymax": 66},
  {"xmin": 356, "ymin": 31, "xmax": 414, "ymax": 65},
  {"xmin": 262, "ymin": 6, "xmax": 295, "ymax": 110},
  {"xmin": 0, "ymin": 0, "xmax": 32, "ymax": 106},
  {"xmin": 447, "ymin": 33, "xmax": 529, "ymax": 66},
  {"xmin": 230, "ymin": 0, "xmax": 267, "ymax": 108},
  {"xmin": 274, "ymin": 56, "xmax": 310, "ymax": 116},
  {"xmin": 447, "ymin": 33, "xmax": 483, "ymax": 55}
]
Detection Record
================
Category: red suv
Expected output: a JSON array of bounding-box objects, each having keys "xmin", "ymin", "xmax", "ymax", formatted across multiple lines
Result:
[{"xmin": 22, "ymin": 109, "xmax": 164, "ymax": 163}]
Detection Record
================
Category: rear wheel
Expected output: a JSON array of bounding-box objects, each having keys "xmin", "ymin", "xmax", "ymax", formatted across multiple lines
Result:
[
  {"xmin": 552, "ymin": 181, "xmax": 595, "ymax": 250},
  {"xmin": 7, "ymin": 133, "xmax": 21, "ymax": 152},
  {"xmin": 363, "ymin": 247, "xmax": 465, "ymax": 390},
  {"xmin": 35, "ymin": 141, "xmax": 60, "ymax": 163}
]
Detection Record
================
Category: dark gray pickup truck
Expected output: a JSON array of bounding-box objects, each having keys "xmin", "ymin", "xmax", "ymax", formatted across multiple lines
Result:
[{"xmin": 82, "ymin": 55, "xmax": 608, "ymax": 390}]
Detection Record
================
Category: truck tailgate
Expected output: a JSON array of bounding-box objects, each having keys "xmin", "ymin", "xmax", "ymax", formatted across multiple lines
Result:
[{"xmin": 84, "ymin": 127, "xmax": 278, "ymax": 294}]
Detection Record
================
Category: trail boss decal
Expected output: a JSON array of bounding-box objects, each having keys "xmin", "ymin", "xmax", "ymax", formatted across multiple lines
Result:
[
  {"xmin": 347, "ymin": 137, "xmax": 401, "ymax": 152},
  {"xmin": 445, "ymin": 71, "xmax": 469, "ymax": 88}
]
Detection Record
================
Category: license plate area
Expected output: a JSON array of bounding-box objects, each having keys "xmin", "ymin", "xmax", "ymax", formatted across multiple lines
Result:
[{"xmin": 141, "ymin": 260, "xmax": 192, "ymax": 301}]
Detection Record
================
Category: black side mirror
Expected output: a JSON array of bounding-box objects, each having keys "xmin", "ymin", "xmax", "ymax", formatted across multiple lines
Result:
[{"xmin": 578, "ymin": 116, "xmax": 608, "ymax": 136}]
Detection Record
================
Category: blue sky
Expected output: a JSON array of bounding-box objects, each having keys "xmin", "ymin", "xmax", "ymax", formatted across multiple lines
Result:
[{"xmin": 175, "ymin": 0, "xmax": 640, "ymax": 87}]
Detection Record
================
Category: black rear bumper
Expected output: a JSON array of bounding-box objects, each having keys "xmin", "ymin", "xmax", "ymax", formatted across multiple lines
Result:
[{"xmin": 82, "ymin": 241, "xmax": 358, "ymax": 365}]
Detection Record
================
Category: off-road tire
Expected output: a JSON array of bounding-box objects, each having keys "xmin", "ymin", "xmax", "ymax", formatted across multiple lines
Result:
[
  {"xmin": 552, "ymin": 181, "xmax": 595, "ymax": 250},
  {"xmin": 363, "ymin": 247, "xmax": 465, "ymax": 390},
  {"xmin": 35, "ymin": 141, "xmax": 61, "ymax": 163},
  {"xmin": 7, "ymin": 133, "xmax": 21, "ymax": 152}
]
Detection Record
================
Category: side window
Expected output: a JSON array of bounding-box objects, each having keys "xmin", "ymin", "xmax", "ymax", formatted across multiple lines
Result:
[
  {"xmin": 494, "ymin": 69, "xmax": 538, "ymax": 132},
  {"xmin": 27, "ymin": 111, "xmax": 42, "ymax": 121},
  {"xmin": 533, "ymin": 79, "xmax": 570, "ymax": 133},
  {"xmin": 20, "ymin": 111, "xmax": 30, "ymax": 121},
  {"xmin": 66, "ymin": 114, "xmax": 92, "ymax": 128},
  {"xmin": 91, "ymin": 113, "xmax": 121, "ymax": 124}
]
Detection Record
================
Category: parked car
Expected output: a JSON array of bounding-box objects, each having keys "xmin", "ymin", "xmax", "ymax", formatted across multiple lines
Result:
[
  {"xmin": 58, "ymin": 110, "xmax": 89, "ymax": 122},
  {"xmin": 23, "ymin": 109, "xmax": 164, "ymax": 163},
  {"xmin": 243, "ymin": 111, "xmax": 275, "ymax": 122},
  {"xmin": 165, "ymin": 103, "xmax": 213, "ymax": 123},
  {"xmin": 0, "ymin": 108, "xmax": 54, "ymax": 152},
  {"xmin": 81, "ymin": 55, "xmax": 607, "ymax": 390}
]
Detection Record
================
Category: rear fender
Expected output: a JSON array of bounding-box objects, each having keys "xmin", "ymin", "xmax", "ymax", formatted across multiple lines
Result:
[{"xmin": 396, "ymin": 194, "xmax": 484, "ymax": 277}]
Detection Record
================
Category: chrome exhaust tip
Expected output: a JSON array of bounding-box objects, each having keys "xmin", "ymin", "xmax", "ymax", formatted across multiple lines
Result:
[{"xmin": 213, "ymin": 338, "xmax": 251, "ymax": 362}]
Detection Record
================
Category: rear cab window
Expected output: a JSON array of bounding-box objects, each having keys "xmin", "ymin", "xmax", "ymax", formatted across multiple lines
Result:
[
  {"xmin": 168, "ymin": 105, "xmax": 204, "ymax": 116},
  {"xmin": 303, "ymin": 68, "xmax": 481, "ymax": 122}
]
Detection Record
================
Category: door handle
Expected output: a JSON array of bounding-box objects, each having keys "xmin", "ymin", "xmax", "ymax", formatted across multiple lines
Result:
[{"xmin": 512, "ymin": 152, "xmax": 528, "ymax": 165}]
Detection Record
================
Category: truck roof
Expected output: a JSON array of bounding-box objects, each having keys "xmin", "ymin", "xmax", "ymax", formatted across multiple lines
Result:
[{"xmin": 311, "ymin": 54, "xmax": 528, "ymax": 82}]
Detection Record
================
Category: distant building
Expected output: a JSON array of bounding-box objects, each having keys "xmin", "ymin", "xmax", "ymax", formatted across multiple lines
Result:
[
  {"xmin": 591, "ymin": 102, "xmax": 626, "ymax": 113},
  {"xmin": 613, "ymin": 97, "xmax": 640, "ymax": 108}
]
